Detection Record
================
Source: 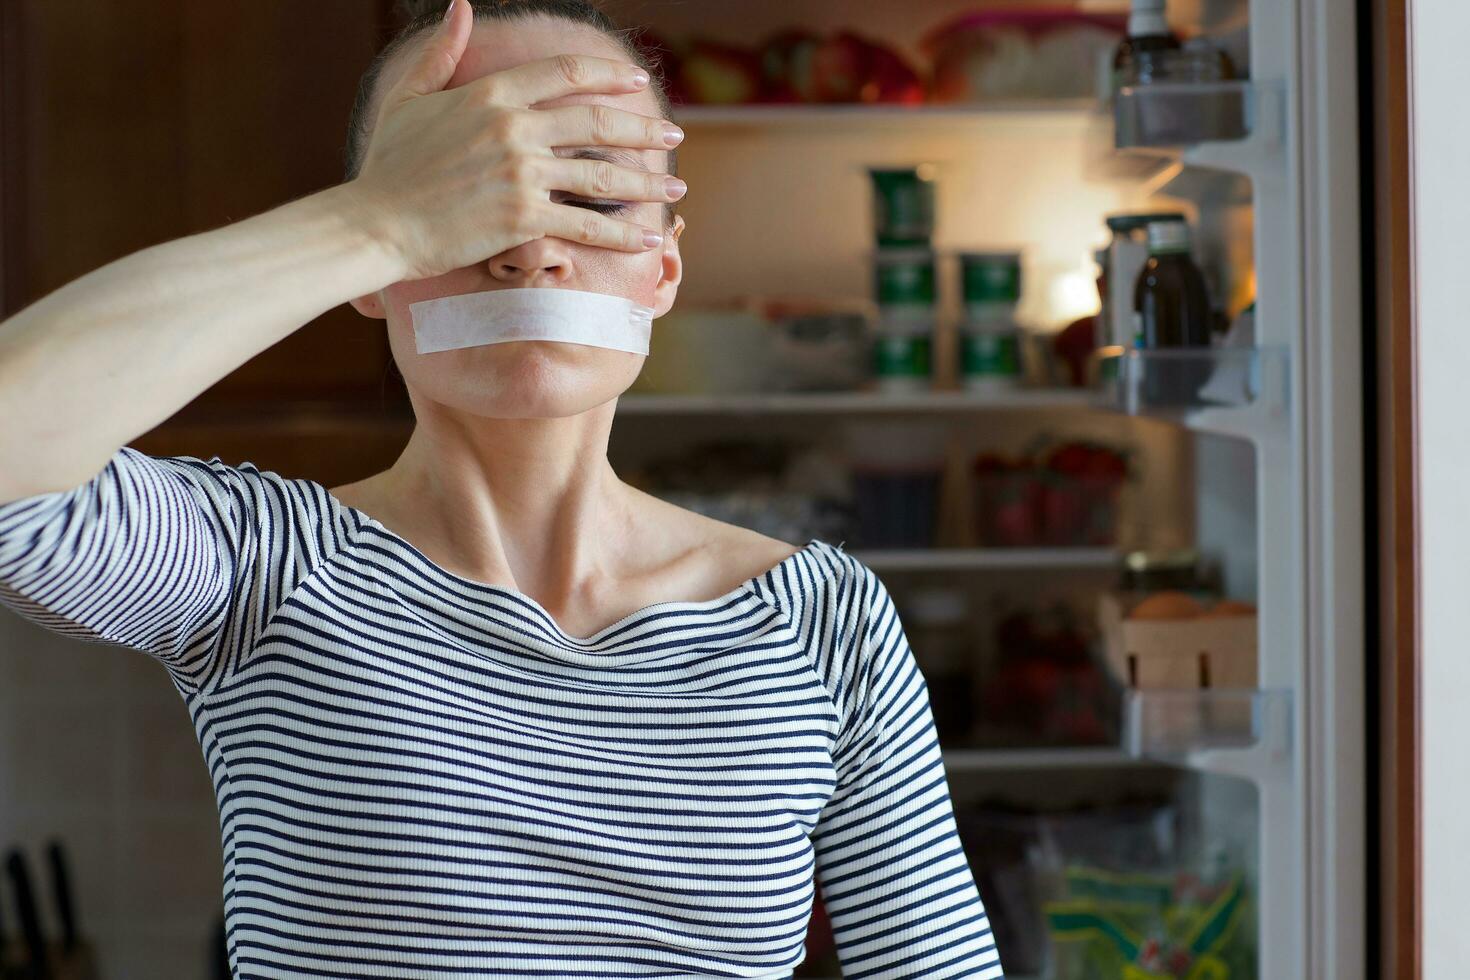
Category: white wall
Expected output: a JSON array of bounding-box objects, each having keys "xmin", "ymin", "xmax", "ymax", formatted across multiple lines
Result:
[{"xmin": 1411, "ymin": 1, "xmax": 1470, "ymax": 974}]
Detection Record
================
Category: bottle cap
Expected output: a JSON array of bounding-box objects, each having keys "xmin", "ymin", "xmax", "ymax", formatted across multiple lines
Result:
[
  {"xmin": 1106, "ymin": 211, "xmax": 1187, "ymax": 235},
  {"xmin": 1146, "ymin": 219, "xmax": 1192, "ymax": 253}
]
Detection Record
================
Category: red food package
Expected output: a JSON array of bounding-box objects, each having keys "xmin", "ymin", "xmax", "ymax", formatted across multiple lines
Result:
[
  {"xmin": 852, "ymin": 35, "xmax": 926, "ymax": 104},
  {"xmin": 758, "ymin": 29, "xmax": 822, "ymax": 103},
  {"xmin": 793, "ymin": 30, "xmax": 924, "ymax": 104}
]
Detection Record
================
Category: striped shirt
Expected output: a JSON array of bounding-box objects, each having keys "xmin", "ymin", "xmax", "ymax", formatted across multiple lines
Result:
[{"xmin": 0, "ymin": 446, "xmax": 1004, "ymax": 979}]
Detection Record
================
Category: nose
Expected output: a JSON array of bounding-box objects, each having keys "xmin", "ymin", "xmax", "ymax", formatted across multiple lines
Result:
[{"xmin": 486, "ymin": 236, "xmax": 574, "ymax": 285}]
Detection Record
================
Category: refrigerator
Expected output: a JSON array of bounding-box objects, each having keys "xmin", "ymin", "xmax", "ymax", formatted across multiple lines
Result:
[{"xmin": 613, "ymin": 0, "xmax": 1368, "ymax": 976}]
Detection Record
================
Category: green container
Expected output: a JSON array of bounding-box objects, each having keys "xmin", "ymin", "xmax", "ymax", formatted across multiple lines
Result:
[
  {"xmin": 961, "ymin": 332, "xmax": 1021, "ymax": 380},
  {"xmin": 873, "ymin": 310, "xmax": 933, "ymax": 387},
  {"xmin": 869, "ymin": 168, "xmax": 935, "ymax": 246},
  {"xmin": 873, "ymin": 248, "xmax": 937, "ymax": 307},
  {"xmin": 960, "ymin": 251, "xmax": 1022, "ymax": 309},
  {"xmin": 874, "ymin": 334, "xmax": 931, "ymax": 379}
]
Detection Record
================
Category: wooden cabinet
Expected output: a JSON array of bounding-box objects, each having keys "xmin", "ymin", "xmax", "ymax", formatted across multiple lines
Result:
[{"xmin": 1, "ymin": 0, "xmax": 410, "ymax": 481}]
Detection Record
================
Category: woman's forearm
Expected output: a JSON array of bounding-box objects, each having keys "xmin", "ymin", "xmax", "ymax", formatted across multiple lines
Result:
[{"xmin": 0, "ymin": 183, "xmax": 405, "ymax": 499}]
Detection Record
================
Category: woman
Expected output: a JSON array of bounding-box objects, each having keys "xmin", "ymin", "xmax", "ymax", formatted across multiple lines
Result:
[{"xmin": 0, "ymin": 0, "xmax": 1004, "ymax": 977}]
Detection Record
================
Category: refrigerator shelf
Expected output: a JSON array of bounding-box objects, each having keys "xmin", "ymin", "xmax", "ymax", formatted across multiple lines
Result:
[
  {"xmin": 853, "ymin": 547, "xmax": 1119, "ymax": 572},
  {"xmin": 1123, "ymin": 687, "xmax": 1293, "ymax": 784},
  {"xmin": 669, "ymin": 101, "xmax": 1101, "ymax": 129},
  {"xmin": 943, "ymin": 746, "xmax": 1157, "ymax": 772},
  {"xmin": 1093, "ymin": 345, "xmax": 1289, "ymax": 444},
  {"xmin": 1114, "ymin": 80, "xmax": 1253, "ymax": 150},
  {"xmin": 617, "ymin": 387, "xmax": 1098, "ymax": 416}
]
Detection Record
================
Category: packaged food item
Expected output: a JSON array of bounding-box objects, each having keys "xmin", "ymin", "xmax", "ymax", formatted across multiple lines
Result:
[
  {"xmin": 872, "ymin": 248, "xmax": 937, "ymax": 392},
  {"xmin": 1097, "ymin": 591, "xmax": 1258, "ymax": 692},
  {"xmin": 748, "ymin": 296, "xmax": 873, "ymax": 392},
  {"xmin": 976, "ymin": 602, "xmax": 1117, "ymax": 746},
  {"xmin": 920, "ymin": 9, "xmax": 1126, "ymax": 102},
  {"xmin": 868, "ymin": 167, "xmax": 936, "ymax": 246},
  {"xmin": 1044, "ymin": 864, "xmax": 1253, "ymax": 979},
  {"xmin": 871, "ymin": 310, "xmax": 932, "ymax": 393},
  {"xmin": 972, "ymin": 441, "xmax": 1128, "ymax": 548},
  {"xmin": 873, "ymin": 246, "xmax": 937, "ymax": 305},
  {"xmin": 850, "ymin": 461, "xmax": 942, "ymax": 547},
  {"xmin": 958, "ymin": 251, "xmax": 1024, "ymax": 391}
]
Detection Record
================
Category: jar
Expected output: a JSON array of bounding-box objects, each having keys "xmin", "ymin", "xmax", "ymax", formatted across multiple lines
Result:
[
  {"xmin": 1118, "ymin": 548, "xmax": 1204, "ymax": 595},
  {"xmin": 868, "ymin": 167, "xmax": 936, "ymax": 246}
]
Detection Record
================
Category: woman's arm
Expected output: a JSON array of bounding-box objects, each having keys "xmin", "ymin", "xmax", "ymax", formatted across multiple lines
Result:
[
  {"xmin": 811, "ymin": 560, "xmax": 1006, "ymax": 978},
  {"xmin": 0, "ymin": 183, "xmax": 402, "ymax": 501}
]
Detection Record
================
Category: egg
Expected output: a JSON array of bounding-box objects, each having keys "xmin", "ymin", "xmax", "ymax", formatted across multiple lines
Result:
[{"xmin": 1127, "ymin": 591, "xmax": 1205, "ymax": 620}]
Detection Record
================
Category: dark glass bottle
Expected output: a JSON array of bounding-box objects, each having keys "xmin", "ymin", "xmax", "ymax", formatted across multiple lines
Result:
[
  {"xmin": 1113, "ymin": 0, "xmax": 1181, "ymax": 92},
  {"xmin": 1133, "ymin": 219, "xmax": 1212, "ymax": 404}
]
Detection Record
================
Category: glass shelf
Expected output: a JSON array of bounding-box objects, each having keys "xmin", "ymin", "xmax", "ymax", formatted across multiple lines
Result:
[
  {"xmin": 1093, "ymin": 346, "xmax": 1288, "ymax": 442},
  {"xmin": 1087, "ymin": 80, "xmax": 1278, "ymax": 185},
  {"xmin": 617, "ymin": 387, "xmax": 1097, "ymax": 416},
  {"xmin": 1123, "ymin": 688, "xmax": 1292, "ymax": 783},
  {"xmin": 1114, "ymin": 80, "xmax": 1253, "ymax": 150},
  {"xmin": 669, "ymin": 100, "xmax": 1101, "ymax": 129}
]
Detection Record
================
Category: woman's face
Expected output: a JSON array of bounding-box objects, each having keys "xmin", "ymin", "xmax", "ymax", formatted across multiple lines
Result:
[{"xmin": 349, "ymin": 16, "xmax": 684, "ymax": 420}]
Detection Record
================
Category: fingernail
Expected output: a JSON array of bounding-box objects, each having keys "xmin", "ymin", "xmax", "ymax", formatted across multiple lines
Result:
[
  {"xmin": 631, "ymin": 69, "xmax": 650, "ymax": 88},
  {"xmin": 643, "ymin": 230, "xmax": 664, "ymax": 249},
  {"xmin": 664, "ymin": 177, "xmax": 687, "ymax": 199},
  {"xmin": 443, "ymin": 0, "xmax": 454, "ymax": 23},
  {"xmin": 662, "ymin": 124, "xmax": 685, "ymax": 147}
]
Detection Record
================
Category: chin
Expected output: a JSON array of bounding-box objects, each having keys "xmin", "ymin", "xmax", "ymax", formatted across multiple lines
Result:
[{"xmin": 405, "ymin": 341, "xmax": 645, "ymax": 419}]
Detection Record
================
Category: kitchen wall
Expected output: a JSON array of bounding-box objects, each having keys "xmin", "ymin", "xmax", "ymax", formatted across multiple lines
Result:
[
  {"xmin": 1, "ymin": 6, "xmax": 399, "ymax": 967},
  {"xmin": 0, "ymin": 615, "xmax": 224, "ymax": 977}
]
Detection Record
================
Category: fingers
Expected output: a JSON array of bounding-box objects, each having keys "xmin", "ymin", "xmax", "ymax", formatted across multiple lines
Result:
[
  {"xmin": 530, "ymin": 103, "xmax": 683, "ymax": 156},
  {"xmin": 379, "ymin": 0, "xmax": 471, "ymax": 112},
  {"xmin": 536, "ymin": 202, "xmax": 666, "ymax": 253},
  {"xmin": 480, "ymin": 54, "xmax": 653, "ymax": 110},
  {"xmin": 538, "ymin": 156, "xmax": 687, "ymax": 207}
]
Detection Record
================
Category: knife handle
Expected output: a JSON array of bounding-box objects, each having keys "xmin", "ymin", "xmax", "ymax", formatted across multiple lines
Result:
[
  {"xmin": 5, "ymin": 849, "xmax": 51, "ymax": 980},
  {"xmin": 44, "ymin": 842, "xmax": 78, "ymax": 953}
]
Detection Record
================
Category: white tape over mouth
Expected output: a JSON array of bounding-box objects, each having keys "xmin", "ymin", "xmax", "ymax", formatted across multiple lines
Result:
[{"xmin": 408, "ymin": 286, "xmax": 657, "ymax": 356}]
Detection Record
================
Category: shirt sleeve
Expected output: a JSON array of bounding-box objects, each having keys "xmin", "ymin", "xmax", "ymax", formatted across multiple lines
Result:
[
  {"xmin": 0, "ymin": 445, "xmax": 339, "ymax": 696},
  {"xmin": 809, "ymin": 556, "xmax": 1005, "ymax": 979}
]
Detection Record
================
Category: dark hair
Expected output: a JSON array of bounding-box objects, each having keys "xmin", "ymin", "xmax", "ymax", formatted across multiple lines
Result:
[{"xmin": 344, "ymin": 0, "xmax": 679, "ymax": 229}]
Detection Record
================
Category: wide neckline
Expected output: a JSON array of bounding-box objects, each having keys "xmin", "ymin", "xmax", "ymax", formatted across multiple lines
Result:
[{"xmin": 323, "ymin": 487, "xmax": 825, "ymax": 646}]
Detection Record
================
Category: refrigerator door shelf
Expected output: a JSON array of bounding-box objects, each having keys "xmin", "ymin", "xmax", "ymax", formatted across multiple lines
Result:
[
  {"xmin": 1093, "ymin": 80, "xmax": 1284, "ymax": 187},
  {"xmin": 1114, "ymin": 80, "xmax": 1253, "ymax": 149},
  {"xmin": 1122, "ymin": 687, "xmax": 1293, "ymax": 785},
  {"xmin": 1093, "ymin": 345, "xmax": 1289, "ymax": 445}
]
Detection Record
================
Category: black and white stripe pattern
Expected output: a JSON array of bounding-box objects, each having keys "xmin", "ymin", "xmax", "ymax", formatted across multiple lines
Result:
[{"xmin": 0, "ymin": 447, "xmax": 1003, "ymax": 979}]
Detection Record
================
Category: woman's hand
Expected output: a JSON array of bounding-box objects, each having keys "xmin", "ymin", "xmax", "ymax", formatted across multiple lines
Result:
[{"xmin": 343, "ymin": 0, "xmax": 686, "ymax": 282}]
